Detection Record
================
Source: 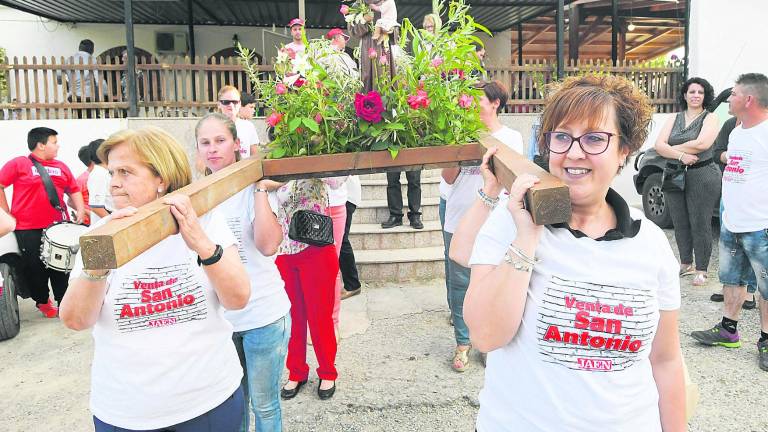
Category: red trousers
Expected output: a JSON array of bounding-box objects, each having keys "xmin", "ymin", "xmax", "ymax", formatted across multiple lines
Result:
[{"xmin": 276, "ymin": 245, "xmax": 339, "ymax": 381}]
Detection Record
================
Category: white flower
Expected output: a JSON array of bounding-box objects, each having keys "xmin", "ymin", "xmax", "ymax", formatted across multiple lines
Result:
[
  {"xmin": 344, "ymin": 14, "xmax": 355, "ymax": 24},
  {"xmin": 291, "ymin": 54, "xmax": 311, "ymax": 76},
  {"xmin": 275, "ymin": 49, "xmax": 289, "ymax": 64}
]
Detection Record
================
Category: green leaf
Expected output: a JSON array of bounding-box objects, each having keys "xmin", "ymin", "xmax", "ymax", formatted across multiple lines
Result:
[
  {"xmin": 302, "ymin": 117, "xmax": 320, "ymax": 132},
  {"xmin": 271, "ymin": 147, "xmax": 286, "ymax": 159},
  {"xmin": 370, "ymin": 140, "xmax": 389, "ymax": 151},
  {"xmin": 360, "ymin": 122, "xmax": 369, "ymax": 132},
  {"xmin": 388, "ymin": 145, "xmax": 400, "ymax": 159},
  {"xmin": 386, "ymin": 122, "xmax": 406, "ymax": 130},
  {"xmin": 289, "ymin": 117, "xmax": 302, "ymax": 132}
]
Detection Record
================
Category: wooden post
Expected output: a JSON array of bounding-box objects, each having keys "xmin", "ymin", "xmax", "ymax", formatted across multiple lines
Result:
[
  {"xmin": 123, "ymin": 0, "xmax": 138, "ymax": 117},
  {"xmin": 556, "ymin": 0, "xmax": 564, "ymax": 80},
  {"xmin": 568, "ymin": 4, "xmax": 580, "ymax": 63},
  {"xmin": 479, "ymin": 135, "xmax": 571, "ymax": 226},
  {"xmin": 80, "ymin": 143, "xmax": 571, "ymax": 269}
]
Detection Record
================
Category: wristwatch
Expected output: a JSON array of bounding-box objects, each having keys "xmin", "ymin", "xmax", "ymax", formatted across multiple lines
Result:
[{"xmin": 198, "ymin": 244, "xmax": 224, "ymax": 266}]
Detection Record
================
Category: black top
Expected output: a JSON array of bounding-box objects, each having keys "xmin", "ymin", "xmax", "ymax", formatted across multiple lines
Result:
[{"xmin": 550, "ymin": 188, "xmax": 641, "ymax": 242}]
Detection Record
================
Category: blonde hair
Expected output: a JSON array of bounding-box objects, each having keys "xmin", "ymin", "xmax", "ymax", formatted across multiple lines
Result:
[
  {"xmin": 217, "ymin": 85, "xmax": 240, "ymax": 100},
  {"xmin": 423, "ymin": 14, "xmax": 442, "ymax": 33},
  {"xmin": 195, "ymin": 113, "xmax": 241, "ymax": 176},
  {"xmin": 98, "ymin": 127, "xmax": 192, "ymax": 193}
]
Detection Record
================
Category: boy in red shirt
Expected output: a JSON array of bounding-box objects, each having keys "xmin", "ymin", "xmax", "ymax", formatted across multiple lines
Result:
[{"xmin": 0, "ymin": 127, "xmax": 85, "ymax": 317}]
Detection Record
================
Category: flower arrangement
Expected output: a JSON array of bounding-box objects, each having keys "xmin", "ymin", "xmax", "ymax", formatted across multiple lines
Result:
[
  {"xmin": 241, "ymin": 0, "xmax": 491, "ymax": 159},
  {"xmin": 340, "ymin": 1, "xmax": 374, "ymax": 32}
]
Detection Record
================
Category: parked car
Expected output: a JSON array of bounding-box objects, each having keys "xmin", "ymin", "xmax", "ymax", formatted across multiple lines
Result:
[
  {"xmin": 633, "ymin": 149, "xmax": 720, "ymax": 228},
  {"xmin": 0, "ymin": 232, "xmax": 26, "ymax": 341}
]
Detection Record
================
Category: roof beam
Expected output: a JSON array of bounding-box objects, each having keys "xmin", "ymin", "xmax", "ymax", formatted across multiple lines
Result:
[
  {"xmin": 578, "ymin": 15, "xmax": 604, "ymax": 41},
  {"xmin": 512, "ymin": 25, "xmax": 553, "ymax": 55},
  {"xmin": 625, "ymin": 29, "xmax": 675, "ymax": 54}
]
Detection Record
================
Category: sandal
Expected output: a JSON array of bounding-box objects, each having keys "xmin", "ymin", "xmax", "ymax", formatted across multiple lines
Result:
[
  {"xmin": 692, "ymin": 273, "xmax": 708, "ymax": 286},
  {"xmin": 679, "ymin": 265, "xmax": 695, "ymax": 277},
  {"xmin": 452, "ymin": 347, "xmax": 470, "ymax": 372}
]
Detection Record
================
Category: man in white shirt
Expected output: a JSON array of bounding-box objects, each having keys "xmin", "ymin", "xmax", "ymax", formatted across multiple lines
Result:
[
  {"xmin": 86, "ymin": 139, "xmax": 112, "ymax": 223},
  {"xmin": 691, "ymin": 73, "xmax": 768, "ymax": 372},
  {"xmin": 324, "ymin": 28, "xmax": 359, "ymax": 80},
  {"xmin": 285, "ymin": 18, "xmax": 306, "ymax": 55},
  {"xmin": 57, "ymin": 39, "xmax": 107, "ymax": 119}
]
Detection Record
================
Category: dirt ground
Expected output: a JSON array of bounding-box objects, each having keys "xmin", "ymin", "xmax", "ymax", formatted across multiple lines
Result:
[{"xmin": 0, "ymin": 229, "xmax": 767, "ymax": 432}]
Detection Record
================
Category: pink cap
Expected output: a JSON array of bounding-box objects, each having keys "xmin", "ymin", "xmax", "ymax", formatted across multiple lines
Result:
[
  {"xmin": 326, "ymin": 28, "xmax": 350, "ymax": 40},
  {"xmin": 288, "ymin": 18, "xmax": 305, "ymax": 28}
]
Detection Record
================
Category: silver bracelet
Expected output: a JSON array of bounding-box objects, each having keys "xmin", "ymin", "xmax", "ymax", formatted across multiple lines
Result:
[
  {"xmin": 508, "ymin": 244, "xmax": 539, "ymax": 266},
  {"xmin": 254, "ymin": 188, "xmax": 268, "ymax": 194},
  {"xmin": 477, "ymin": 188, "xmax": 500, "ymax": 209},
  {"xmin": 80, "ymin": 270, "xmax": 110, "ymax": 282},
  {"xmin": 503, "ymin": 251, "xmax": 533, "ymax": 273}
]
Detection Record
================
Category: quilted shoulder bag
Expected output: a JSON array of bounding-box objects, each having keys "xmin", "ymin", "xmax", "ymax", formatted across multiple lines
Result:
[{"xmin": 287, "ymin": 180, "xmax": 334, "ymax": 247}]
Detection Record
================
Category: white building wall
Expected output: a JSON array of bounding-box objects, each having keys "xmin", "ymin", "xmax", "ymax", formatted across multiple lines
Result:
[{"xmin": 689, "ymin": 0, "xmax": 768, "ymax": 91}]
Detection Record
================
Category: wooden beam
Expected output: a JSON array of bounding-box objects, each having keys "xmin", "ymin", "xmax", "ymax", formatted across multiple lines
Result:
[
  {"xmin": 569, "ymin": 3, "xmax": 580, "ymax": 62},
  {"xmin": 582, "ymin": 26, "xmax": 611, "ymax": 46},
  {"xmin": 79, "ymin": 158, "xmax": 264, "ymax": 270},
  {"xmin": 626, "ymin": 29, "xmax": 674, "ymax": 55},
  {"xmin": 479, "ymin": 135, "xmax": 571, "ymax": 226},
  {"xmin": 579, "ymin": 15, "xmax": 605, "ymax": 42},
  {"xmin": 512, "ymin": 25, "xmax": 553, "ymax": 55}
]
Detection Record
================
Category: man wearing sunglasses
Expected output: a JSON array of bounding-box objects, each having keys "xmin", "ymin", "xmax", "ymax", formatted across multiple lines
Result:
[{"xmin": 217, "ymin": 85, "xmax": 261, "ymax": 158}]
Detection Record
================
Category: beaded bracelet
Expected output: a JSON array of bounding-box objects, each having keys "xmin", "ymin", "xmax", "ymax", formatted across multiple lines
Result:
[
  {"xmin": 508, "ymin": 244, "xmax": 540, "ymax": 266},
  {"xmin": 503, "ymin": 251, "xmax": 533, "ymax": 273},
  {"xmin": 477, "ymin": 188, "xmax": 500, "ymax": 209}
]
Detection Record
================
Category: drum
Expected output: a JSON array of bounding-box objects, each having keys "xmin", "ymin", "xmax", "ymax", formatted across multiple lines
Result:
[{"xmin": 40, "ymin": 222, "xmax": 88, "ymax": 272}]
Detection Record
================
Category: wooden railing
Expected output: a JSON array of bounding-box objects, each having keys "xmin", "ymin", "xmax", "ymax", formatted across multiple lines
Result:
[{"xmin": 0, "ymin": 56, "xmax": 683, "ymax": 120}]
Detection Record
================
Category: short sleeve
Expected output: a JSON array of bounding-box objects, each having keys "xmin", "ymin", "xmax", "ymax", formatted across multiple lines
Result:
[
  {"xmin": 468, "ymin": 200, "xmax": 518, "ymax": 266},
  {"xmin": 0, "ymin": 158, "xmax": 19, "ymax": 187},
  {"xmin": 201, "ymin": 208, "xmax": 237, "ymax": 250},
  {"xmin": 655, "ymin": 230, "xmax": 681, "ymax": 310},
  {"xmin": 88, "ymin": 169, "xmax": 110, "ymax": 208}
]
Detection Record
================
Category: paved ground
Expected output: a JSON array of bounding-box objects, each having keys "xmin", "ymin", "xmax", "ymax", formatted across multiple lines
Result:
[{"xmin": 0, "ymin": 229, "xmax": 767, "ymax": 432}]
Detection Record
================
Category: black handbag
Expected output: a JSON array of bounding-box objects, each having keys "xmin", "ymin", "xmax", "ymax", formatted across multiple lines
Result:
[
  {"xmin": 287, "ymin": 181, "xmax": 334, "ymax": 247},
  {"xmin": 662, "ymin": 163, "xmax": 687, "ymax": 192}
]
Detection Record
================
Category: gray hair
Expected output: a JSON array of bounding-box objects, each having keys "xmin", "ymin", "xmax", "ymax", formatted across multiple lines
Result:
[{"xmin": 736, "ymin": 73, "xmax": 768, "ymax": 108}]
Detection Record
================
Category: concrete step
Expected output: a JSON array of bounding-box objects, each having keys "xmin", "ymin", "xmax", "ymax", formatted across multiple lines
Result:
[
  {"xmin": 360, "ymin": 169, "xmax": 442, "ymax": 181},
  {"xmin": 355, "ymin": 246, "xmax": 445, "ymax": 281},
  {"xmin": 360, "ymin": 177, "xmax": 441, "ymax": 200},
  {"xmin": 352, "ymin": 197, "xmax": 440, "ymax": 224},
  {"xmin": 349, "ymin": 220, "xmax": 443, "ymax": 250}
]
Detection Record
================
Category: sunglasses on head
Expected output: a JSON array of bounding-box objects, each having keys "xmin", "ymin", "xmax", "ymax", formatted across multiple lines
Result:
[{"xmin": 219, "ymin": 99, "xmax": 240, "ymax": 106}]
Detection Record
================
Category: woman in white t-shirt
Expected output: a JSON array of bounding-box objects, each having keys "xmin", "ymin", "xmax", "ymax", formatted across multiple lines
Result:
[
  {"xmin": 217, "ymin": 85, "xmax": 261, "ymax": 158},
  {"xmin": 195, "ymin": 113, "xmax": 291, "ymax": 432},
  {"xmin": 440, "ymin": 80, "xmax": 523, "ymax": 372},
  {"xmin": 60, "ymin": 127, "xmax": 251, "ymax": 432},
  {"xmin": 462, "ymin": 75, "xmax": 685, "ymax": 432}
]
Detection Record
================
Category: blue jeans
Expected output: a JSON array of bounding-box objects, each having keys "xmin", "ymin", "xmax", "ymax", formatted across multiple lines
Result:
[
  {"xmin": 94, "ymin": 386, "xmax": 244, "ymax": 431},
  {"xmin": 719, "ymin": 201, "xmax": 757, "ymax": 294},
  {"xmin": 232, "ymin": 314, "xmax": 291, "ymax": 432},
  {"xmin": 444, "ymin": 231, "xmax": 471, "ymax": 346},
  {"xmin": 719, "ymin": 225, "xmax": 767, "ymax": 300},
  {"xmin": 439, "ymin": 197, "xmax": 451, "ymax": 306}
]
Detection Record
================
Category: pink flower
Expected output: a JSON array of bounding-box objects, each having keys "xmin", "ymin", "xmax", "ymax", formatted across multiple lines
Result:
[
  {"xmin": 266, "ymin": 112, "xmax": 283, "ymax": 127},
  {"xmin": 275, "ymin": 83, "xmax": 287, "ymax": 95},
  {"xmin": 293, "ymin": 77, "xmax": 306, "ymax": 88},
  {"xmin": 354, "ymin": 91, "xmax": 385, "ymax": 123},
  {"xmin": 430, "ymin": 57, "xmax": 444, "ymax": 68},
  {"xmin": 368, "ymin": 47, "xmax": 378, "ymax": 59},
  {"xmin": 379, "ymin": 55, "xmax": 389, "ymax": 65},
  {"xmin": 458, "ymin": 94, "xmax": 473, "ymax": 109},
  {"xmin": 314, "ymin": 113, "xmax": 323, "ymax": 123},
  {"xmin": 340, "ymin": 4, "xmax": 349, "ymax": 15},
  {"xmin": 285, "ymin": 47, "xmax": 296, "ymax": 60},
  {"xmin": 451, "ymin": 68, "xmax": 466, "ymax": 80},
  {"xmin": 407, "ymin": 90, "xmax": 430, "ymax": 110}
]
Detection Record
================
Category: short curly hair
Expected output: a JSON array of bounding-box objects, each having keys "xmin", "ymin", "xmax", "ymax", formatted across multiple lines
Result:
[
  {"xmin": 538, "ymin": 74, "xmax": 653, "ymax": 161},
  {"xmin": 678, "ymin": 77, "xmax": 714, "ymax": 110}
]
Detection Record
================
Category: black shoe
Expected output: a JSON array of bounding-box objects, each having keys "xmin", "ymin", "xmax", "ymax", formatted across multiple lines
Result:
[
  {"xmin": 381, "ymin": 216, "xmax": 403, "ymax": 229},
  {"xmin": 710, "ymin": 293, "xmax": 724, "ymax": 302},
  {"xmin": 409, "ymin": 215, "xmax": 424, "ymax": 230},
  {"xmin": 318, "ymin": 381, "xmax": 336, "ymax": 400},
  {"xmin": 743, "ymin": 296, "xmax": 757, "ymax": 310},
  {"xmin": 280, "ymin": 380, "xmax": 307, "ymax": 400},
  {"xmin": 341, "ymin": 287, "xmax": 361, "ymax": 300}
]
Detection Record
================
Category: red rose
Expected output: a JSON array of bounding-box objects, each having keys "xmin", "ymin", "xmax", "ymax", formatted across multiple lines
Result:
[
  {"xmin": 354, "ymin": 91, "xmax": 384, "ymax": 123},
  {"xmin": 266, "ymin": 112, "xmax": 283, "ymax": 127},
  {"xmin": 294, "ymin": 77, "xmax": 306, "ymax": 88}
]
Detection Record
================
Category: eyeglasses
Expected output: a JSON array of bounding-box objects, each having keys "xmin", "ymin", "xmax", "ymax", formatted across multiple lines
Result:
[
  {"xmin": 543, "ymin": 131, "xmax": 615, "ymax": 155},
  {"xmin": 219, "ymin": 99, "xmax": 240, "ymax": 106}
]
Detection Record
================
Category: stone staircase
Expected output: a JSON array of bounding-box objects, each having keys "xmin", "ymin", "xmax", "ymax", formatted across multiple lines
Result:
[{"xmin": 349, "ymin": 170, "xmax": 445, "ymax": 282}]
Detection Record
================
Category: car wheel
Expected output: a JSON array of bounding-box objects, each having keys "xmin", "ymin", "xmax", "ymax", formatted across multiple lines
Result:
[
  {"xmin": 641, "ymin": 172, "xmax": 673, "ymax": 228},
  {"xmin": 0, "ymin": 262, "xmax": 21, "ymax": 341}
]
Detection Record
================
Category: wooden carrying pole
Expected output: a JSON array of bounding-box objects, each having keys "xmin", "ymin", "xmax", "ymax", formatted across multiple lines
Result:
[
  {"xmin": 80, "ymin": 142, "xmax": 570, "ymax": 270},
  {"xmin": 479, "ymin": 135, "xmax": 571, "ymax": 226}
]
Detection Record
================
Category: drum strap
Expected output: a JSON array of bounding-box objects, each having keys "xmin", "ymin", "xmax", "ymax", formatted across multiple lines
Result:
[{"xmin": 29, "ymin": 156, "xmax": 66, "ymax": 218}]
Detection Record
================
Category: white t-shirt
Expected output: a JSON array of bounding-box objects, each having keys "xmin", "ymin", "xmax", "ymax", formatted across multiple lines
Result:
[
  {"xmin": 443, "ymin": 126, "xmax": 524, "ymax": 233},
  {"xmin": 327, "ymin": 176, "xmax": 349, "ymax": 207},
  {"xmin": 217, "ymin": 185, "xmax": 290, "ymax": 331},
  {"xmin": 469, "ymin": 191, "xmax": 679, "ymax": 432},
  {"xmin": 87, "ymin": 165, "xmax": 113, "ymax": 223},
  {"xmin": 235, "ymin": 119, "xmax": 261, "ymax": 158},
  {"xmin": 722, "ymin": 120, "xmax": 768, "ymax": 233},
  {"xmin": 346, "ymin": 175, "xmax": 362, "ymax": 206},
  {"xmin": 285, "ymin": 42, "xmax": 306, "ymax": 55},
  {"xmin": 439, "ymin": 178, "xmax": 452, "ymax": 200},
  {"xmin": 70, "ymin": 210, "xmax": 243, "ymax": 430}
]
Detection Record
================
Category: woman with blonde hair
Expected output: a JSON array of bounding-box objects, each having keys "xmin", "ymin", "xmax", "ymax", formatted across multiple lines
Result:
[
  {"xmin": 60, "ymin": 126, "xmax": 250, "ymax": 432},
  {"xmin": 196, "ymin": 113, "xmax": 291, "ymax": 431},
  {"xmin": 461, "ymin": 75, "xmax": 685, "ymax": 431}
]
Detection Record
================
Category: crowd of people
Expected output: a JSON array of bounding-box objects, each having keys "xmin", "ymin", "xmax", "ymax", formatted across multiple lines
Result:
[{"xmin": 1, "ymin": 5, "xmax": 767, "ymax": 432}]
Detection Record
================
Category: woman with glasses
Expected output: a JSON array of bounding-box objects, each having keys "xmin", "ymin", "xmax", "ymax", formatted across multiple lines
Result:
[
  {"xmin": 217, "ymin": 85, "xmax": 261, "ymax": 158},
  {"xmin": 654, "ymin": 77, "xmax": 721, "ymax": 286},
  {"xmin": 458, "ymin": 75, "xmax": 685, "ymax": 431}
]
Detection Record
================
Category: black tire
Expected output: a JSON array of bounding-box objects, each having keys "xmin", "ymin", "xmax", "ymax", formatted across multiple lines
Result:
[
  {"xmin": 0, "ymin": 262, "xmax": 21, "ymax": 341},
  {"xmin": 641, "ymin": 172, "xmax": 673, "ymax": 228}
]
